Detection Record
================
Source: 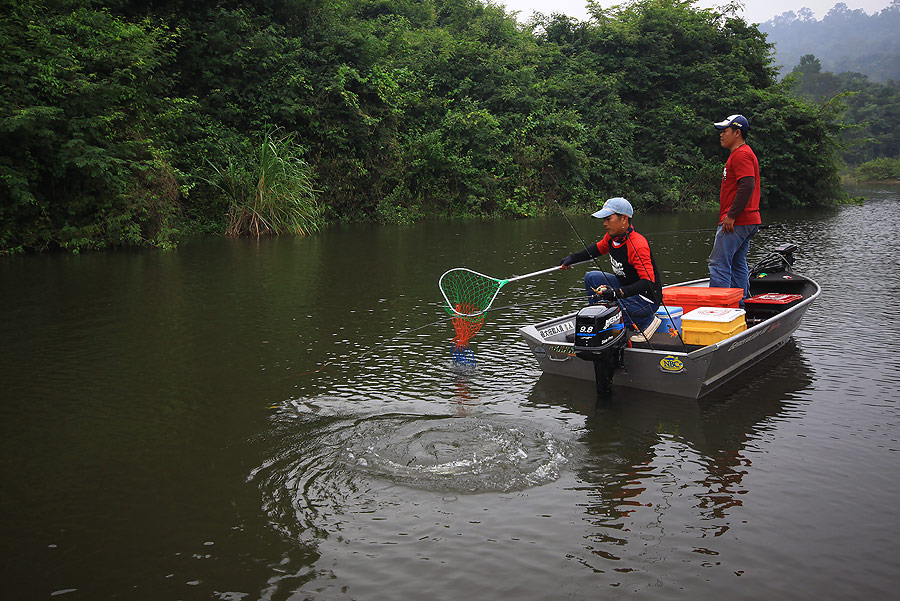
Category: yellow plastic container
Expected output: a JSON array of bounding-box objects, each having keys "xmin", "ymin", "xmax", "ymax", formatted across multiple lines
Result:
[{"xmin": 682, "ymin": 307, "xmax": 747, "ymax": 346}]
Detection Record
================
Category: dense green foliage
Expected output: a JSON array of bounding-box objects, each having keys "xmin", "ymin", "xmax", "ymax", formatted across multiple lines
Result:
[
  {"xmin": 1, "ymin": 1, "xmax": 181, "ymax": 252},
  {"xmin": 853, "ymin": 157, "xmax": 900, "ymax": 181},
  {"xmin": 789, "ymin": 54, "xmax": 900, "ymax": 167},
  {"xmin": 761, "ymin": 1, "xmax": 900, "ymax": 83},
  {"xmin": 1, "ymin": 0, "xmax": 848, "ymax": 253}
]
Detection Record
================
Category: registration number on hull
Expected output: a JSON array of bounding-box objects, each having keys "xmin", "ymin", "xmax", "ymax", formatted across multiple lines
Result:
[{"xmin": 539, "ymin": 320, "xmax": 575, "ymax": 340}]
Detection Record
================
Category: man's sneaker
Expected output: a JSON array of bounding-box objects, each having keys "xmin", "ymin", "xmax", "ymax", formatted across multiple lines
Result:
[{"xmin": 629, "ymin": 315, "xmax": 661, "ymax": 343}]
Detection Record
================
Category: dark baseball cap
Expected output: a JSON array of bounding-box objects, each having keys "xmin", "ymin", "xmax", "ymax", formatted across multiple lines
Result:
[{"xmin": 714, "ymin": 114, "xmax": 749, "ymax": 133}]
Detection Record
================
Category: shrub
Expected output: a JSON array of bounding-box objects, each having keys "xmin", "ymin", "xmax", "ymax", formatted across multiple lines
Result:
[{"xmin": 854, "ymin": 157, "xmax": 900, "ymax": 181}]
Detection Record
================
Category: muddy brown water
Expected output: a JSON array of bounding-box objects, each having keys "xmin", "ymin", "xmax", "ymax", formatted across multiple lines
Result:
[{"xmin": 2, "ymin": 185, "xmax": 898, "ymax": 599}]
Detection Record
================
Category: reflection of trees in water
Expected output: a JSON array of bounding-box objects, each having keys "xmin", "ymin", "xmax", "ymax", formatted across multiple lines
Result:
[{"xmin": 527, "ymin": 341, "xmax": 814, "ymax": 563}]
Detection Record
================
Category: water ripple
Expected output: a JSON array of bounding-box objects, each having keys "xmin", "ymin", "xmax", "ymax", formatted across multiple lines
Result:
[
  {"xmin": 249, "ymin": 409, "xmax": 573, "ymax": 543},
  {"xmin": 344, "ymin": 414, "xmax": 570, "ymax": 492}
]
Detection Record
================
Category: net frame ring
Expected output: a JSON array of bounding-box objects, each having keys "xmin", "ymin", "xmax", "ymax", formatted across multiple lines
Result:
[{"xmin": 438, "ymin": 267, "xmax": 504, "ymax": 317}]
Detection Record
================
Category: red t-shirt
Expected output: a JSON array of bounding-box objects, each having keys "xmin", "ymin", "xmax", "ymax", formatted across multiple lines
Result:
[
  {"xmin": 595, "ymin": 228, "xmax": 662, "ymax": 300},
  {"xmin": 719, "ymin": 144, "xmax": 762, "ymax": 226}
]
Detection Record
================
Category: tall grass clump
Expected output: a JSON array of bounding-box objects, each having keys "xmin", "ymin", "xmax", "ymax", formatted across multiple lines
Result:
[{"xmin": 211, "ymin": 129, "xmax": 323, "ymax": 237}]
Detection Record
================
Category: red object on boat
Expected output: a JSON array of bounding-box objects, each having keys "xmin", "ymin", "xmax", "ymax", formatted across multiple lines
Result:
[
  {"xmin": 744, "ymin": 293, "xmax": 804, "ymax": 306},
  {"xmin": 662, "ymin": 287, "xmax": 743, "ymax": 315},
  {"xmin": 743, "ymin": 293, "xmax": 805, "ymax": 319}
]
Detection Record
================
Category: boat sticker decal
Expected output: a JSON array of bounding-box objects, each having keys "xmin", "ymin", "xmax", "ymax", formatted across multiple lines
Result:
[
  {"xmin": 728, "ymin": 318, "xmax": 782, "ymax": 352},
  {"xmin": 533, "ymin": 346, "xmax": 547, "ymax": 358},
  {"xmin": 727, "ymin": 327, "xmax": 765, "ymax": 351},
  {"xmin": 539, "ymin": 320, "xmax": 575, "ymax": 339},
  {"xmin": 546, "ymin": 344, "xmax": 575, "ymax": 357},
  {"xmin": 659, "ymin": 355, "xmax": 685, "ymax": 373}
]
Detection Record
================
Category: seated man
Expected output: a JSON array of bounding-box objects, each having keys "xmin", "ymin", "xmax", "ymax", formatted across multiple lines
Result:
[{"xmin": 560, "ymin": 197, "xmax": 663, "ymax": 342}]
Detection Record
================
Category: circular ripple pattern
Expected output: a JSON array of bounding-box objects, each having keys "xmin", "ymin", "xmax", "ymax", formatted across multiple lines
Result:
[
  {"xmin": 344, "ymin": 415, "xmax": 570, "ymax": 493},
  {"xmin": 249, "ymin": 411, "xmax": 573, "ymax": 544}
]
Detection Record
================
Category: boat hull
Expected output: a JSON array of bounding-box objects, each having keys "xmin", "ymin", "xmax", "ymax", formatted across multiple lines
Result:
[{"xmin": 519, "ymin": 274, "xmax": 820, "ymax": 398}]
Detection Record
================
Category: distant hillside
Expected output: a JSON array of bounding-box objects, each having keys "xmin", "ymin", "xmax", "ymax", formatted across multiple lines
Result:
[{"xmin": 760, "ymin": 1, "xmax": 900, "ymax": 82}]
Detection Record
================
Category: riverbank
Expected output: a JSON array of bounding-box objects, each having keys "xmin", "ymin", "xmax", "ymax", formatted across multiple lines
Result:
[{"xmin": 1, "ymin": 0, "xmax": 848, "ymax": 257}]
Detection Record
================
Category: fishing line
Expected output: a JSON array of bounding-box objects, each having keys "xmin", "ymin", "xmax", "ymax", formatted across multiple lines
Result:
[
  {"xmin": 554, "ymin": 200, "xmax": 694, "ymax": 351},
  {"xmin": 304, "ymin": 204, "xmax": 719, "ymax": 380},
  {"xmin": 295, "ymin": 292, "xmax": 598, "ymax": 378},
  {"xmin": 485, "ymin": 292, "xmax": 603, "ymax": 314},
  {"xmin": 549, "ymin": 199, "xmax": 647, "ymax": 346},
  {"xmin": 293, "ymin": 314, "xmax": 453, "ymax": 378},
  {"xmin": 650, "ymin": 223, "xmax": 779, "ymax": 236}
]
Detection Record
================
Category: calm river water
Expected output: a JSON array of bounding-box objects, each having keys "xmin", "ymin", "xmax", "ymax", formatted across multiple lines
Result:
[{"xmin": 2, "ymin": 185, "xmax": 899, "ymax": 600}]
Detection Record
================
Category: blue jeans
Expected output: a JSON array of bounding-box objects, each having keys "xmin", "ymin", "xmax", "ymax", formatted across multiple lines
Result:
[
  {"xmin": 708, "ymin": 224, "xmax": 759, "ymax": 300},
  {"xmin": 584, "ymin": 272, "xmax": 659, "ymax": 331}
]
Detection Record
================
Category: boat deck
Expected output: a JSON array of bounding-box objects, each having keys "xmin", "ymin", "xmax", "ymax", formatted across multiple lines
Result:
[{"xmin": 563, "ymin": 329, "xmax": 704, "ymax": 352}]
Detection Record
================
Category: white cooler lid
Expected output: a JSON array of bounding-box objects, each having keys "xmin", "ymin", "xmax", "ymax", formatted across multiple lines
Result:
[{"xmin": 683, "ymin": 307, "xmax": 746, "ymax": 322}]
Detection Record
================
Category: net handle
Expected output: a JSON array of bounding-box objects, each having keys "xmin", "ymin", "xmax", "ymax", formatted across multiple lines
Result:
[
  {"xmin": 503, "ymin": 264, "xmax": 569, "ymax": 285},
  {"xmin": 439, "ymin": 260, "xmax": 592, "ymax": 316},
  {"xmin": 500, "ymin": 259, "xmax": 593, "ymax": 285}
]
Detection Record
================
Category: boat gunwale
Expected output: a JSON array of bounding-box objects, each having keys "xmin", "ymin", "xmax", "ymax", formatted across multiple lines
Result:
[{"xmin": 521, "ymin": 274, "xmax": 821, "ymax": 359}]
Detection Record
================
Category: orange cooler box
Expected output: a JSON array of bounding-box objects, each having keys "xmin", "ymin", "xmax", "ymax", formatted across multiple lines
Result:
[
  {"xmin": 682, "ymin": 307, "xmax": 747, "ymax": 346},
  {"xmin": 662, "ymin": 287, "xmax": 743, "ymax": 315}
]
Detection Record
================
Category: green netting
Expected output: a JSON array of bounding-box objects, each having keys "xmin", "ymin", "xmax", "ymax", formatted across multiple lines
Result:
[
  {"xmin": 439, "ymin": 268, "xmax": 507, "ymax": 367},
  {"xmin": 438, "ymin": 264, "xmax": 567, "ymax": 366},
  {"xmin": 438, "ymin": 268, "xmax": 505, "ymax": 317}
]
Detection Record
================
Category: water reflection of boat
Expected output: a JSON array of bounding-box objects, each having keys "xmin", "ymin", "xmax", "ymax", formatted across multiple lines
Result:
[
  {"xmin": 526, "ymin": 340, "xmax": 814, "ymax": 525},
  {"xmin": 519, "ymin": 245, "xmax": 820, "ymax": 398}
]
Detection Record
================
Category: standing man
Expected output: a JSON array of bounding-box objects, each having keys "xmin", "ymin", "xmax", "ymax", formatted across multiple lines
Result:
[
  {"xmin": 560, "ymin": 197, "xmax": 663, "ymax": 343},
  {"xmin": 710, "ymin": 113, "xmax": 761, "ymax": 300}
]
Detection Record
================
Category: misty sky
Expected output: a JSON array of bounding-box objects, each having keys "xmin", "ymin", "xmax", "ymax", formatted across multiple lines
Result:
[{"xmin": 497, "ymin": 0, "xmax": 893, "ymax": 24}]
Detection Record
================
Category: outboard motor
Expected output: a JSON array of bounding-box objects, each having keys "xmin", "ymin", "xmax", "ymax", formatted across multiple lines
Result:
[
  {"xmin": 574, "ymin": 303, "xmax": 627, "ymax": 396},
  {"xmin": 750, "ymin": 243, "xmax": 799, "ymax": 277}
]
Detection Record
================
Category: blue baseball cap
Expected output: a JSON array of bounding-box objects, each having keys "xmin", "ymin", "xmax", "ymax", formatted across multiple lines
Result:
[
  {"xmin": 714, "ymin": 114, "xmax": 749, "ymax": 133},
  {"xmin": 591, "ymin": 197, "xmax": 633, "ymax": 219}
]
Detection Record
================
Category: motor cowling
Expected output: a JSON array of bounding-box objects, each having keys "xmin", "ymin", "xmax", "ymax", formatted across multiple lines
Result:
[
  {"xmin": 574, "ymin": 304, "xmax": 626, "ymax": 357},
  {"xmin": 573, "ymin": 303, "xmax": 627, "ymax": 396}
]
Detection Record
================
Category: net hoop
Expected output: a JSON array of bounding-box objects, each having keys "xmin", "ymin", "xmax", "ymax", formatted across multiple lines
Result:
[
  {"xmin": 438, "ymin": 268, "xmax": 504, "ymax": 318},
  {"xmin": 439, "ymin": 263, "xmax": 570, "ymax": 367}
]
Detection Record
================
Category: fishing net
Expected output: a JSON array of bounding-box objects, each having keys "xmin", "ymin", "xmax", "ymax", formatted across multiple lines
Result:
[
  {"xmin": 439, "ymin": 269, "xmax": 505, "ymax": 367},
  {"xmin": 449, "ymin": 303, "xmax": 484, "ymax": 366},
  {"xmin": 438, "ymin": 264, "xmax": 565, "ymax": 367},
  {"xmin": 439, "ymin": 268, "xmax": 504, "ymax": 317}
]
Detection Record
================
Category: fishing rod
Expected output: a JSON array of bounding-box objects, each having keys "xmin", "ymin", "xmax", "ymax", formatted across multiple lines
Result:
[
  {"xmin": 650, "ymin": 223, "xmax": 780, "ymax": 236},
  {"xmin": 551, "ymin": 199, "xmax": 663, "ymax": 351},
  {"xmin": 550, "ymin": 200, "xmax": 647, "ymax": 343},
  {"xmin": 626, "ymin": 225, "xmax": 688, "ymax": 353}
]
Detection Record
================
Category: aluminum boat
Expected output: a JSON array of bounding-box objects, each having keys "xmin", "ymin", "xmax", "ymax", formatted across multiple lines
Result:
[{"xmin": 518, "ymin": 244, "xmax": 820, "ymax": 398}]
